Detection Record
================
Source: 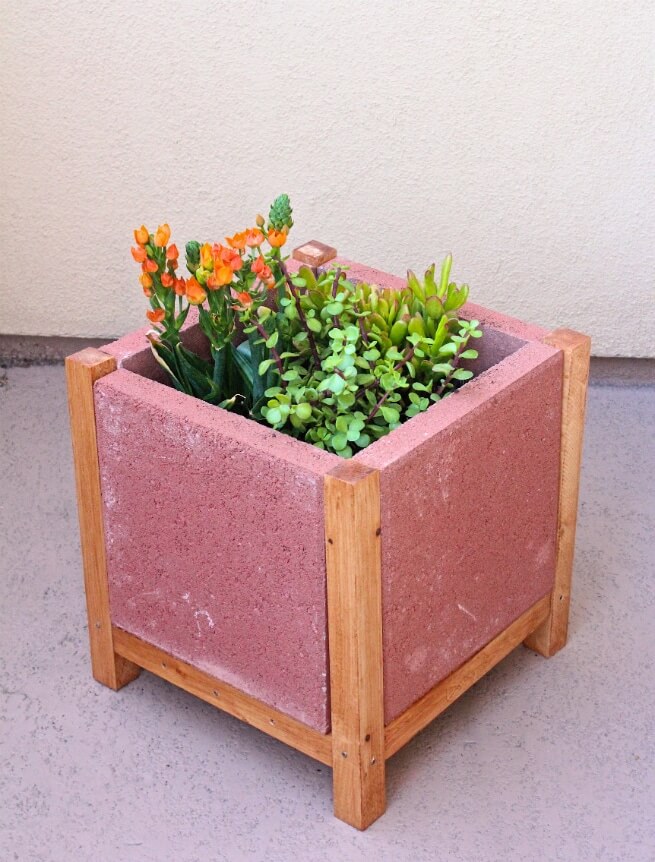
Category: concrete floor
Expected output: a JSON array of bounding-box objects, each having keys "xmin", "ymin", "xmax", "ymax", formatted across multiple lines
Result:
[{"xmin": 1, "ymin": 365, "xmax": 653, "ymax": 862}]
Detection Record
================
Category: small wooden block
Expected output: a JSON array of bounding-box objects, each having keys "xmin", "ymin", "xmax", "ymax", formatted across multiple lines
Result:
[{"xmin": 292, "ymin": 240, "xmax": 337, "ymax": 267}]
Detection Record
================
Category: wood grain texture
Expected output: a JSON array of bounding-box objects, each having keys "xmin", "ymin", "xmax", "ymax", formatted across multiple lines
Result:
[
  {"xmin": 385, "ymin": 594, "xmax": 551, "ymax": 758},
  {"xmin": 325, "ymin": 461, "xmax": 385, "ymax": 830},
  {"xmin": 112, "ymin": 626, "xmax": 332, "ymax": 765},
  {"xmin": 292, "ymin": 240, "xmax": 337, "ymax": 267},
  {"xmin": 65, "ymin": 348, "xmax": 140, "ymax": 690},
  {"xmin": 524, "ymin": 329, "xmax": 591, "ymax": 657}
]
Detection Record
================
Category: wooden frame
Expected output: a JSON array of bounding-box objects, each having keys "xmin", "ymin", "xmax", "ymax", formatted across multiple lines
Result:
[{"xmin": 66, "ymin": 326, "xmax": 590, "ymax": 830}]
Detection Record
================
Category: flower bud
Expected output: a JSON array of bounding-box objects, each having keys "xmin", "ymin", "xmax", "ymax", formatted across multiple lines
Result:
[
  {"xmin": 131, "ymin": 246, "xmax": 147, "ymax": 263},
  {"xmin": 134, "ymin": 225, "xmax": 149, "ymax": 246},
  {"xmin": 154, "ymin": 223, "xmax": 171, "ymax": 247}
]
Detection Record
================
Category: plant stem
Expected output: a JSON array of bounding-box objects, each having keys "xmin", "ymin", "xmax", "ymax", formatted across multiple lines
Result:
[
  {"xmin": 331, "ymin": 268, "xmax": 341, "ymax": 298},
  {"xmin": 355, "ymin": 344, "xmax": 416, "ymax": 401},
  {"xmin": 434, "ymin": 338, "xmax": 467, "ymax": 397},
  {"xmin": 253, "ymin": 321, "xmax": 286, "ymax": 383},
  {"xmin": 279, "ymin": 260, "xmax": 321, "ymax": 367},
  {"xmin": 367, "ymin": 390, "xmax": 391, "ymax": 421}
]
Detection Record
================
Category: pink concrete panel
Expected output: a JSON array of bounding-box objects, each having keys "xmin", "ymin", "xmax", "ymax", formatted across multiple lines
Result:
[
  {"xmin": 357, "ymin": 341, "xmax": 563, "ymax": 723},
  {"xmin": 102, "ymin": 307, "xmax": 203, "ymax": 379},
  {"xmin": 94, "ymin": 368, "xmax": 338, "ymax": 732}
]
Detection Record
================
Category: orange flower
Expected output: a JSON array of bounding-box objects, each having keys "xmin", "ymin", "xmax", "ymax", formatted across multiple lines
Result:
[
  {"xmin": 161, "ymin": 272, "xmax": 174, "ymax": 288},
  {"xmin": 226, "ymin": 230, "xmax": 248, "ymax": 251},
  {"xmin": 174, "ymin": 277, "xmax": 186, "ymax": 296},
  {"xmin": 251, "ymin": 256, "xmax": 273, "ymax": 283},
  {"xmin": 185, "ymin": 276, "xmax": 207, "ymax": 305},
  {"xmin": 207, "ymin": 264, "xmax": 234, "ymax": 289},
  {"xmin": 232, "ymin": 291, "xmax": 253, "ymax": 309},
  {"xmin": 146, "ymin": 308, "xmax": 165, "ymax": 323},
  {"xmin": 166, "ymin": 244, "xmax": 179, "ymax": 261},
  {"xmin": 251, "ymin": 256, "xmax": 266, "ymax": 274},
  {"xmin": 142, "ymin": 283, "xmax": 153, "ymax": 298},
  {"xmin": 134, "ymin": 225, "xmax": 149, "ymax": 246},
  {"xmin": 200, "ymin": 242, "xmax": 213, "ymax": 269},
  {"xmin": 140, "ymin": 272, "xmax": 153, "ymax": 289},
  {"xmin": 213, "ymin": 243, "xmax": 242, "ymax": 272},
  {"xmin": 245, "ymin": 228, "xmax": 264, "ymax": 248},
  {"xmin": 154, "ymin": 223, "xmax": 171, "ymax": 247},
  {"xmin": 267, "ymin": 228, "xmax": 287, "ymax": 248},
  {"xmin": 142, "ymin": 258, "xmax": 158, "ymax": 273},
  {"xmin": 131, "ymin": 245, "xmax": 147, "ymax": 263}
]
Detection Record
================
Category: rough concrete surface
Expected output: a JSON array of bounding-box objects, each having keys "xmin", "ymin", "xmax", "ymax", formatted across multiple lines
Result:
[
  {"xmin": 1, "ymin": 366, "xmax": 654, "ymax": 861},
  {"xmin": 95, "ymin": 367, "xmax": 334, "ymax": 732},
  {"xmin": 360, "ymin": 344, "xmax": 562, "ymax": 723}
]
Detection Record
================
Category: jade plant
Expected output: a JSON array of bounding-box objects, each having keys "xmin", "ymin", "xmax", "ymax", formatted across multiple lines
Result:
[{"xmin": 131, "ymin": 195, "xmax": 482, "ymax": 456}]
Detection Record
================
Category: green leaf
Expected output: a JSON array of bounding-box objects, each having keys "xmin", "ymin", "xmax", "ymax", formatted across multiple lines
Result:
[
  {"xmin": 306, "ymin": 316, "xmax": 322, "ymax": 333},
  {"xmin": 380, "ymin": 405, "xmax": 400, "ymax": 424},
  {"xmin": 265, "ymin": 331, "xmax": 279, "ymax": 348},
  {"xmin": 452, "ymin": 368, "xmax": 474, "ymax": 381},
  {"xmin": 460, "ymin": 349, "xmax": 478, "ymax": 360},
  {"xmin": 331, "ymin": 432, "xmax": 348, "ymax": 451},
  {"xmin": 258, "ymin": 359, "xmax": 275, "ymax": 376},
  {"xmin": 295, "ymin": 402, "xmax": 312, "ymax": 422},
  {"xmin": 266, "ymin": 407, "xmax": 282, "ymax": 425},
  {"xmin": 335, "ymin": 415, "xmax": 349, "ymax": 433}
]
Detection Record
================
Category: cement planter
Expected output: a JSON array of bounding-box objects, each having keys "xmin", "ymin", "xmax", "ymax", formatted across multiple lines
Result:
[{"xmin": 66, "ymin": 255, "xmax": 590, "ymax": 829}]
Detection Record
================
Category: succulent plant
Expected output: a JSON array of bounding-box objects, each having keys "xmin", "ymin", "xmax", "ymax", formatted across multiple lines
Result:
[
  {"xmin": 249, "ymin": 257, "xmax": 482, "ymax": 456},
  {"xmin": 133, "ymin": 198, "xmax": 482, "ymax": 457}
]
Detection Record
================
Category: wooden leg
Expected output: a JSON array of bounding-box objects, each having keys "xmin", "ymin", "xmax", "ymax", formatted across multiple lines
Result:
[
  {"xmin": 325, "ymin": 462, "xmax": 385, "ymax": 830},
  {"xmin": 525, "ymin": 329, "xmax": 591, "ymax": 657},
  {"xmin": 65, "ymin": 348, "xmax": 140, "ymax": 690}
]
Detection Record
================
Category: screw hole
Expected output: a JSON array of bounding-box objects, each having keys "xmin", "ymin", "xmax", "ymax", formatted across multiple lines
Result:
[
  {"xmin": 371, "ymin": 757, "xmax": 376, "ymax": 765},
  {"xmin": 328, "ymin": 538, "xmax": 333, "ymax": 545},
  {"xmin": 365, "ymin": 733, "xmax": 371, "ymax": 742},
  {"xmin": 270, "ymin": 718, "xmax": 276, "ymax": 725},
  {"xmin": 212, "ymin": 690, "xmax": 219, "ymax": 697},
  {"xmin": 341, "ymin": 751, "xmax": 348, "ymax": 758},
  {"xmin": 161, "ymin": 662, "xmax": 167, "ymax": 669},
  {"xmin": 375, "ymin": 527, "xmax": 381, "ymax": 537}
]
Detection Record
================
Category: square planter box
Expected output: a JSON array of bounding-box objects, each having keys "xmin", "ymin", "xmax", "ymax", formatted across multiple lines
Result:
[{"xmin": 66, "ymin": 252, "xmax": 590, "ymax": 829}]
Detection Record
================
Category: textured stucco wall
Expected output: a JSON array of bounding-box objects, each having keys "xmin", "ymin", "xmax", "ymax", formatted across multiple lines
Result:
[{"xmin": 1, "ymin": 1, "xmax": 653, "ymax": 355}]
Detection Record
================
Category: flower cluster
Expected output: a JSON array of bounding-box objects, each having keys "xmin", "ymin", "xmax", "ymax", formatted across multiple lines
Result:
[
  {"xmin": 130, "ymin": 195, "xmax": 481, "ymax": 456},
  {"xmin": 131, "ymin": 223, "xmax": 186, "ymax": 324}
]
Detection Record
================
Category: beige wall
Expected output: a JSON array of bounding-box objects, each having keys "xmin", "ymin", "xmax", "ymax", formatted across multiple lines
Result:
[{"xmin": 1, "ymin": 1, "xmax": 653, "ymax": 355}]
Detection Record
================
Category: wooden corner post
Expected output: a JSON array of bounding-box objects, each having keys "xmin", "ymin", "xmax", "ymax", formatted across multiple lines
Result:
[
  {"xmin": 65, "ymin": 348, "xmax": 140, "ymax": 690},
  {"xmin": 324, "ymin": 462, "xmax": 385, "ymax": 830},
  {"xmin": 525, "ymin": 329, "xmax": 591, "ymax": 657}
]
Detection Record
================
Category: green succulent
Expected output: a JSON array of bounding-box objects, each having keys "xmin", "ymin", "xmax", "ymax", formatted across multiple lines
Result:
[
  {"xmin": 249, "ymin": 257, "xmax": 482, "ymax": 457},
  {"xmin": 268, "ymin": 194, "xmax": 293, "ymax": 231}
]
